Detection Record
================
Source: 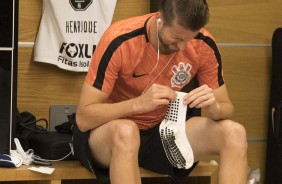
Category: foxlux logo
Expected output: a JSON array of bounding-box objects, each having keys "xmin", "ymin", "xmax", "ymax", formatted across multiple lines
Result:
[
  {"xmin": 58, "ymin": 42, "xmax": 96, "ymax": 68},
  {"xmin": 69, "ymin": 0, "xmax": 93, "ymax": 11}
]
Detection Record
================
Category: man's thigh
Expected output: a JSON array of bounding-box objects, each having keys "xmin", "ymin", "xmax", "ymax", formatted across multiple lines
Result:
[{"xmin": 186, "ymin": 117, "xmax": 233, "ymax": 161}]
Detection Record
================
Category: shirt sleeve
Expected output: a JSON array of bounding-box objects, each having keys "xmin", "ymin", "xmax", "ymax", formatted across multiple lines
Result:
[
  {"xmin": 196, "ymin": 34, "xmax": 224, "ymax": 89},
  {"xmin": 85, "ymin": 30, "xmax": 121, "ymax": 93}
]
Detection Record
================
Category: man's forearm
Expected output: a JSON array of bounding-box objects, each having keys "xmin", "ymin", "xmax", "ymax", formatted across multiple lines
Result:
[
  {"xmin": 205, "ymin": 101, "xmax": 234, "ymax": 121},
  {"xmin": 76, "ymin": 98, "xmax": 139, "ymax": 132}
]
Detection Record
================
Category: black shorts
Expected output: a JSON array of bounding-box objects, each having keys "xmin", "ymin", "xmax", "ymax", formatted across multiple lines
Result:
[{"xmin": 72, "ymin": 120, "xmax": 198, "ymax": 182}]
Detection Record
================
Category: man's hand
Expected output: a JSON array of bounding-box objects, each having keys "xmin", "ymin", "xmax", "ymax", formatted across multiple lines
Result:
[
  {"xmin": 134, "ymin": 84, "xmax": 177, "ymax": 114},
  {"xmin": 184, "ymin": 84, "xmax": 233, "ymax": 120},
  {"xmin": 184, "ymin": 84, "xmax": 218, "ymax": 109}
]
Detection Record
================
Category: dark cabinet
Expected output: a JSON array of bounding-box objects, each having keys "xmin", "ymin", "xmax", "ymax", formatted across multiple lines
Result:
[
  {"xmin": 265, "ymin": 28, "xmax": 282, "ymax": 184},
  {"xmin": 0, "ymin": 2, "xmax": 13, "ymax": 47},
  {"xmin": 0, "ymin": 0, "xmax": 18, "ymax": 154}
]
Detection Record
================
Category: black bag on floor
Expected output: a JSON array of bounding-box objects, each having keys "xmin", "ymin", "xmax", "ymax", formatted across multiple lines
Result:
[
  {"xmin": 28, "ymin": 113, "xmax": 76, "ymax": 161},
  {"xmin": 17, "ymin": 111, "xmax": 76, "ymax": 161},
  {"xmin": 28, "ymin": 131, "xmax": 75, "ymax": 160},
  {"xmin": 16, "ymin": 111, "xmax": 48, "ymax": 150}
]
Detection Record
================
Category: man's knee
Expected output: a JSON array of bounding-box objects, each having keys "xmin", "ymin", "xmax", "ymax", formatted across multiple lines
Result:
[
  {"xmin": 221, "ymin": 120, "xmax": 248, "ymax": 153},
  {"xmin": 112, "ymin": 120, "xmax": 140, "ymax": 152}
]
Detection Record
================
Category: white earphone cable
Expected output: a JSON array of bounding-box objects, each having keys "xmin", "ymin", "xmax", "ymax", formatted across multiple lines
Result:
[
  {"xmin": 142, "ymin": 53, "xmax": 176, "ymax": 94},
  {"xmin": 148, "ymin": 18, "xmax": 160, "ymax": 76},
  {"xmin": 157, "ymin": 19, "xmax": 160, "ymax": 62},
  {"xmin": 142, "ymin": 18, "xmax": 176, "ymax": 94}
]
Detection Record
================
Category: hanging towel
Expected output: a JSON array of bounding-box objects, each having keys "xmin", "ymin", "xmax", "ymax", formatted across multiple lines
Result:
[{"xmin": 34, "ymin": 0, "xmax": 117, "ymax": 72}]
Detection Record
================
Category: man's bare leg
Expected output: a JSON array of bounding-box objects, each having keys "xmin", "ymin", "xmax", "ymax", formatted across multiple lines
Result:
[
  {"xmin": 186, "ymin": 117, "xmax": 248, "ymax": 184},
  {"xmin": 88, "ymin": 119, "xmax": 141, "ymax": 184}
]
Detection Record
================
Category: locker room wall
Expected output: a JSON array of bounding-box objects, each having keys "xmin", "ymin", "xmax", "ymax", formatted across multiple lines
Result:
[
  {"xmin": 206, "ymin": 1, "xmax": 281, "ymax": 182},
  {"xmin": 18, "ymin": 0, "xmax": 282, "ymax": 182}
]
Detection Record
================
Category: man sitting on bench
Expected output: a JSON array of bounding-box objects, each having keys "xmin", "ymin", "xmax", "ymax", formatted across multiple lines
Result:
[{"xmin": 73, "ymin": 0, "xmax": 248, "ymax": 183}]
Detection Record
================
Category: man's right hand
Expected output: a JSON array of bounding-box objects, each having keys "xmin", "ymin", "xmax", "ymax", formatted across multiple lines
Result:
[{"xmin": 134, "ymin": 83, "xmax": 177, "ymax": 114}]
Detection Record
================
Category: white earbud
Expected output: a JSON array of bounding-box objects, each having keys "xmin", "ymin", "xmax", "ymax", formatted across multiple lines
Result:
[{"xmin": 157, "ymin": 18, "xmax": 161, "ymax": 24}]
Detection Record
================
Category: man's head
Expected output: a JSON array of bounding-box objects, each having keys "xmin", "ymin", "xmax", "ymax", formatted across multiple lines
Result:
[
  {"xmin": 158, "ymin": 0, "xmax": 209, "ymax": 31},
  {"xmin": 156, "ymin": 0, "xmax": 209, "ymax": 54}
]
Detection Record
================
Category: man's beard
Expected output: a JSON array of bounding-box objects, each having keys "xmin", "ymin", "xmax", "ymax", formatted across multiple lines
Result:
[{"xmin": 158, "ymin": 32, "xmax": 179, "ymax": 55}]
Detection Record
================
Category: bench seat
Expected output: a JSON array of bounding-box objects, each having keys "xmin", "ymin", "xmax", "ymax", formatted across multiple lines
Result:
[{"xmin": 0, "ymin": 161, "xmax": 218, "ymax": 184}]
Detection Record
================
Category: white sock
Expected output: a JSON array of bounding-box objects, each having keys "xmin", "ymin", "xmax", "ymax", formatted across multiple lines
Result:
[{"xmin": 159, "ymin": 91, "xmax": 194, "ymax": 169}]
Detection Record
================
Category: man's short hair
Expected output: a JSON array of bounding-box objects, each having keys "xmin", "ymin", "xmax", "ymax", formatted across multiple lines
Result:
[{"xmin": 159, "ymin": 0, "xmax": 209, "ymax": 31}]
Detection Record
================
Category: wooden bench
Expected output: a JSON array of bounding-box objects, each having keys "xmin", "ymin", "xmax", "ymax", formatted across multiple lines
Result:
[{"xmin": 0, "ymin": 161, "xmax": 218, "ymax": 184}]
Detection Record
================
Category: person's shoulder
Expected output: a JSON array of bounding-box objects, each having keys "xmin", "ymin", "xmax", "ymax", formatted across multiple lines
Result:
[
  {"xmin": 105, "ymin": 13, "xmax": 154, "ymax": 39},
  {"xmin": 113, "ymin": 13, "xmax": 154, "ymax": 26},
  {"xmin": 196, "ymin": 28, "xmax": 217, "ymax": 43},
  {"xmin": 189, "ymin": 28, "xmax": 218, "ymax": 51}
]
